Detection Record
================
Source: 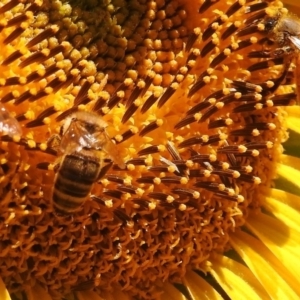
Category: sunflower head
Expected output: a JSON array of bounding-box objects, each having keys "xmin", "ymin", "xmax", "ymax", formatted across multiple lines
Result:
[{"xmin": 0, "ymin": 0, "xmax": 298, "ymax": 299}]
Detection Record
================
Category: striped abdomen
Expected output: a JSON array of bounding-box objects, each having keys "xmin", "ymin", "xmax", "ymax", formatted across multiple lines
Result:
[{"xmin": 52, "ymin": 152, "xmax": 101, "ymax": 213}]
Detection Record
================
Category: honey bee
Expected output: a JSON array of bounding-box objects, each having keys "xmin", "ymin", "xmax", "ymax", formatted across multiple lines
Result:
[
  {"xmin": 50, "ymin": 111, "xmax": 125, "ymax": 213},
  {"xmin": 0, "ymin": 103, "xmax": 22, "ymax": 137},
  {"xmin": 264, "ymin": 10, "xmax": 300, "ymax": 51},
  {"xmin": 263, "ymin": 10, "xmax": 300, "ymax": 101}
]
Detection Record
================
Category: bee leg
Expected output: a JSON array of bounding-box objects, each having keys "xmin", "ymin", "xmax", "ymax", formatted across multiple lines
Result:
[
  {"xmin": 270, "ymin": 46, "xmax": 294, "ymax": 58},
  {"xmin": 36, "ymin": 160, "xmax": 60, "ymax": 172},
  {"xmin": 249, "ymin": 46, "xmax": 294, "ymax": 60},
  {"xmin": 47, "ymin": 134, "xmax": 61, "ymax": 152},
  {"xmin": 294, "ymin": 55, "xmax": 300, "ymax": 105},
  {"xmin": 36, "ymin": 162, "xmax": 52, "ymax": 170},
  {"xmin": 97, "ymin": 161, "xmax": 113, "ymax": 181},
  {"xmin": 53, "ymin": 162, "xmax": 60, "ymax": 172}
]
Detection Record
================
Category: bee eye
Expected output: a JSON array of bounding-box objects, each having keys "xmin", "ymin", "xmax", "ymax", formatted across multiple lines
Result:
[{"xmin": 85, "ymin": 123, "xmax": 96, "ymax": 133}]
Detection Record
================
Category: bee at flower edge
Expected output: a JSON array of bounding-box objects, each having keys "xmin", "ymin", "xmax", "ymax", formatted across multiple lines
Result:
[
  {"xmin": 47, "ymin": 111, "xmax": 126, "ymax": 214},
  {"xmin": 249, "ymin": 8, "xmax": 300, "ymax": 102}
]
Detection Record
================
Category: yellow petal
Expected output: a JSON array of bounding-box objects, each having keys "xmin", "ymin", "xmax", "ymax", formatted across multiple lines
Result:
[
  {"xmin": 285, "ymin": 106, "xmax": 300, "ymax": 133},
  {"xmin": 0, "ymin": 277, "xmax": 11, "ymax": 300},
  {"xmin": 264, "ymin": 189, "xmax": 300, "ymax": 233},
  {"xmin": 286, "ymin": 117, "xmax": 300, "ymax": 134},
  {"xmin": 277, "ymin": 160, "xmax": 300, "ymax": 190},
  {"xmin": 162, "ymin": 283, "xmax": 188, "ymax": 300},
  {"xmin": 210, "ymin": 255, "xmax": 270, "ymax": 300},
  {"xmin": 230, "ymin": 230, "xmax": 300, "ymax": 299},
  {"xmin": 286, "ymin": 106, "xmax": 300, "ymax": 117},
  {"xmin": 280, "ymin": 154, "xmax": 300, "ymax": 170},
  {"xmin": 183, "ymin": 270, "xmax": 223, "ymax": 300},
  {"xmin": 246, "ymin": 213, "xmax": 300, "ymax": 291},
  {"xmin": 269, "ymin": 188, "xmax": 300, "ymax": 211}
]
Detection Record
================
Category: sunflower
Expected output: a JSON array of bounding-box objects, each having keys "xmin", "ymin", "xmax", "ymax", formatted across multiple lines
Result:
[{"xmin": 0, "ymin": 0, "xmax": 299, "ymax": 299}]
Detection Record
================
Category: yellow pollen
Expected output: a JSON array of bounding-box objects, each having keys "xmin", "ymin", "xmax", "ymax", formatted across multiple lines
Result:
[
  {"xmin": 237, "ymin": 195, "xmax": 244, "ymax": 203},
  {"xmin": 102, "ymin": 107, "xmax": 110, "ymax": 114},
  {"xmin": 233, "ymin": 171, "xmax": 240, "ymax": 178},
  {"xmin": 127, "ymin": 164, "xmax": 135, "ymax": 171},
  {"xmin": 252, "ymin": 129, "xmax": 260, "ymax": 136},
  {"xmin": 124, "ymin": 178, "xmax": 132, "ymax": 186},
  {"xmin": 27, "ymin": 140, "xmax": 36, "ymax": 149},
  {"xmin": 148, "ymin": 202, "xmax": 156, "ymax": 210},
  {"xmin": 250, "ymin": 36, "xmax": 258, "ymax": 43},
  {"xmin": 180, "ymin": 177, "xmax": 188, "ymax": 184},
  {"xmin": 193, "ymin": 191, "xmax": 200, "ymax": 199},
  {"xmin": 266, "ymin": 81, "xmax": 275, "ymax": 88},
  {"xmin": 224, "ymin": 48, "xmax": 231, "ymax": 56},
  {"xmin": 39, "ymin": 143, "xmax": 48, "ymax": 151},
  {"xmin": 222, "ymin": 163, "xmax": 230, "ymax": 170},
  {"xmin": 228, "ymin": 189, "xmax": 235, "ymax": 196},
  {"xmin": 167, "ymin": 196, "xmax": 174, "ymax": 203},
  {"xmin": 157, "ymin": 145, "xmax": 166, "ymax": 152},
  {"xmin": 186, "ymin": 160, "xmax": 193, "ymax": 168},
  {"xmin": 47, "ymin": 164, "xmax": 55, "ymax": 172},
  {"xmin": 219, "ymin": 184, "xmax": 226, "ymax": 191},
  {"xmin": 0, "ymin": 158, "xmax": 7, "ymax": 164},
  {"xmin": 255, "ymin": 94, "xmax": 262, "ymax": 101},
  {"xmin": 167, "ymin": 166, "xmax": 177, "ymax": 173},
  {"xmin": 136, "ymin": 188, "xmax": 144, "ymax": 196},
  {"xmin": 209, "ymin": 155, "xmax": 217, "ymax": 162},
  {"xmin": 216, "ymin": 102, "xmax": 224, "ymax": 109},
  {"xmin": 238, "ymin": 145, "xmax": 247, "ymax": 153},
  {"xmin": 208, "ymin": 98, "xmax": 216, "ymax": 104},
  {"xmin": 24, "ymin": 163, "xmax": 31, "ymax": 171},
  {"xmin": 203, "ymin": 76, "xmax": 210, "ymax": 84},
  {"xmin": 204, "ymin": 170, "xmax": 211, "ymax": 177},
  {"xmin": 12, "ymin": 135, "xmax": 21, "ymax": 143},
  {"xmin": 194, "ymin": 113, "xmax": 201, "ymax": 121},
  {"xmin": 105, "ymin": 200, "xmax": 113, "ymax": 208},
  {"xmin": 255, "ymin": 103, "xmax": 264, "ymax": 110},
  {"xmin": 257, "ymin": 23, "xmax": 265, "ymax": 31},
  {"xmin": 254, "ymin": 177, "xmax": 262, "ymax": 184},
  {"xmin": 115, "ymin": 135, "xmax": 123, "ymax": 142},
  {"xmin": 154, "ymin": 178, "xmax": 161, "ymax": 185},
  {"xmin": 179, "ymin": 204, "xmax": 186, "ymax": 211}
]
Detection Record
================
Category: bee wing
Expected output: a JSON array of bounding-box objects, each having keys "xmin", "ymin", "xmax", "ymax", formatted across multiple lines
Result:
[
  {"xmin": 289, "ymin": 36, "xmax": 300, "ymax": 51},
  {"xmin": 0, "ymin": 106, "xmax": 22, "ymax": 137},
  {"xmin": 59, "ymin": 120, "xmax": 85, "ymax": 153},
  {"xmin": 101, "ymin": 133, "xmax": 126, "ymax": 169}
]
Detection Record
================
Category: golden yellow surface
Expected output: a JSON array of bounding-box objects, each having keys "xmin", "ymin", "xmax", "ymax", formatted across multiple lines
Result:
[{"xmin": 0, "ymin": 0, "xmax": 297, "ymax": 298}]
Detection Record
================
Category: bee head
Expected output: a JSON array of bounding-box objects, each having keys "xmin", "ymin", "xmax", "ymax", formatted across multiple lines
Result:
[
  {"xmin": 83, "ymin": 121, "xmax": 102, "ymax": 134},
  {"xmin": 271, "ymin": 11, "xmax": 300, "ymax": 49},
  {"xmin": 61, "ymin": 111, "xmax": 107, "ymax": 136},
  {"xmin": 264, "ymin": 16, "xmax": 278, "ymax": 33}
]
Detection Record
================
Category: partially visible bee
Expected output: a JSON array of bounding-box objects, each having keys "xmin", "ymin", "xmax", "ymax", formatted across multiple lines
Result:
[
  {"xmin": 0, "ymin": 103, "xmax": 22, "ymax": 138},
  {"xmin": 264, "ymin": 10, "xmax": 300, "ymax": 51},
  {"xmin": 263, "ymin": 9, "xmax": 300, "ymax": 101},
  {"xmin": 50, "ymin": 111, "xmax": 125, "ymax": 214}
]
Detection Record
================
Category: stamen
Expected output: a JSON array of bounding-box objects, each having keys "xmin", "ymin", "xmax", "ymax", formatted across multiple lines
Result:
[{"xmin": 199, "ymin": 0, "xmax": 220, "ymax": 13}]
